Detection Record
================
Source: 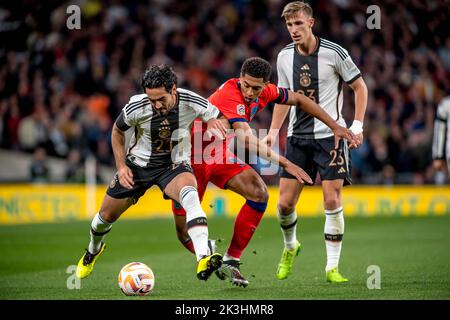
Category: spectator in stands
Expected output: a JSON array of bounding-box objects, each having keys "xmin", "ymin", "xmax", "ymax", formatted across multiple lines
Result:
[
  {"xmin": 30, "ymin": 146, "xmax": 49, "ymax": 183},
  {"xmin": 65, "ymin": 149, "xmax": 85, "ymax": 183}
]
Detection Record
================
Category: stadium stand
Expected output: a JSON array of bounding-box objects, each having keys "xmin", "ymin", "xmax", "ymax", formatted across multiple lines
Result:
[{"xmin": 0, "ymin": 0, "xmax": 449, "ymax": 184}]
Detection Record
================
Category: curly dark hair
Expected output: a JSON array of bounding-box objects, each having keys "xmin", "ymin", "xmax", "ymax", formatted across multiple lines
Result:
[
  {"xmin": 240, "ymin": 57, "xmax": 272, "ymax": 82},
  {"xmin": 141, "ymin": 64, "xmax": 178, "ymax": 92}
]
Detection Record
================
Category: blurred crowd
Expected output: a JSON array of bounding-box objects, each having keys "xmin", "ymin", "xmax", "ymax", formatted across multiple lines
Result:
[{"xmin": 0, "ymin": 0, "xmax": 449, "ymax": 184}]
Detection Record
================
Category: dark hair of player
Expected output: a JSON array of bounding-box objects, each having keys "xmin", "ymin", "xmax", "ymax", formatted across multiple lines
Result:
[
  {"xmin": 240, "ymin": 57, "xmax": 272, "ymax": 82},
  {"xmin": 141, "ymin": 64, "xmax": 178, "ymax": 92}
]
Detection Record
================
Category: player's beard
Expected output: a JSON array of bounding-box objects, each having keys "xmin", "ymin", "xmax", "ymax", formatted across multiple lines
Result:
[
  {"xmin": 154, "ymin": 104, "xmax": 171, "ymax": 116},
  {"xmin": 159, "ymin": 108, "xmax": 169, "ymax": 116},
  {"xmin": 158, "ymin": 96, "xmax": 176, "ymax": 116}
]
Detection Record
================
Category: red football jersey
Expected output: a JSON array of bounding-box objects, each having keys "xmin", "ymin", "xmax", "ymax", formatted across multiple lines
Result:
[
  {"xmin": 191, "ymin": 78, "xmax": 289, "ymax": 162},
  {"xmin": 209, "ymin": 78, "xmax": 289, "ymax": 122}
]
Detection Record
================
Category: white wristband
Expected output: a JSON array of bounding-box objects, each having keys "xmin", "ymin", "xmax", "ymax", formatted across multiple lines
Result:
[{"xmin": 350, "ymin": 120, "xmax": 363, "ymax": 135}]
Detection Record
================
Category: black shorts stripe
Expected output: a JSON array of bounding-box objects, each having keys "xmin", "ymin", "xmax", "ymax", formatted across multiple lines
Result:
[
  {"xmin": 187, "ymin": 217, "xmax": 208, "ymax": 229},
  {"xmin": 324, "ymin": 233, "xmax": 343, "ymax": 241},
  {"xmin": 343, "ymin": 141, "xmax": 350, "ymax": 174}
]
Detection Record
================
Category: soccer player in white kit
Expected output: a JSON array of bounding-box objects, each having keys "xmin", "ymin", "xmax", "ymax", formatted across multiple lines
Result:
[
  {"xmin": 75, "ymin": 64, "xmax": 228, "ymax": 281},
  {"xmin": 264, "ymin": 1, "xmax": 368, "ymax": 283}
]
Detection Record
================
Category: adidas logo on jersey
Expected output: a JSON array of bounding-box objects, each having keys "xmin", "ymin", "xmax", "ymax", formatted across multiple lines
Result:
[
  {"xmin": 161, "ymin": 119, "xmax": 170, "ymax": 126},
  {"xmin": 338, "ymin": 167, "xmax": 346, "ymax": 174},
  {"xmin": 301, "ymin": 64, "xmax": 310, "ymax": 70}
]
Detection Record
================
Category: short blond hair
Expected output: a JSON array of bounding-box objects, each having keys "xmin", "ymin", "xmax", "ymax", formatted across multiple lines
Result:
[{"xmin": 281, "ymin": 1, "xmax": 313, "ymax": 19}]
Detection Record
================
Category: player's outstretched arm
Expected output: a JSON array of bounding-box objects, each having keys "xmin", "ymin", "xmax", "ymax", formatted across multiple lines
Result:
[
  {"xmin": 232, "ymin": 121, "xmax": 313, "ymax": 184},
  {"xmin": 263, "ymin": 103, "xmax": 291, "ymax": 147},
  {"xmin": 111, "ymin": 123, "xmax": 134, "ymax": 189},
  {"xmin": 285, "ymin": 90, "xmax": 358, "ymax": 149},
  {"xmin": 348, "ymin": 77, "xmax": 368, "ymax": 149}
]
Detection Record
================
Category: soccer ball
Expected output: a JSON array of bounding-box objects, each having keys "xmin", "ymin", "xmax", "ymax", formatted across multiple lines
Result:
[{"xmin": 118, "ymin": 262, "xmax": 155, "ymax": 296}]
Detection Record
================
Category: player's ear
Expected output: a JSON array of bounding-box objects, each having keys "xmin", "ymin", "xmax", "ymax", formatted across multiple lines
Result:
[
  {"xmin": 309, "ymin": 17, "xmax": 315, "ymax": 28},
  {"xmin": 170, "ymin": 84, "xmax": 177, "ymax": 95}
]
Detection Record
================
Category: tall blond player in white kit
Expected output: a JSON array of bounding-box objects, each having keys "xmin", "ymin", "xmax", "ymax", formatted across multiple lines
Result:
[{"xmin": 264, "ymin": 1, "xmax": 368, "ymax": 283}]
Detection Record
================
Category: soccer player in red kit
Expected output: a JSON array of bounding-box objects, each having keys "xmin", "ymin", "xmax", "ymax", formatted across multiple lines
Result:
[{"xmin": 172, "ymin": 57, "xmax": 357, "ymax": 287}]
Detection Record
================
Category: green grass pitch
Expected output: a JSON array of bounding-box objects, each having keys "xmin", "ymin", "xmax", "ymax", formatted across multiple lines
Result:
[{"xmin": 1, "ymin": 215, "xmax": 449, "ymax": 300}]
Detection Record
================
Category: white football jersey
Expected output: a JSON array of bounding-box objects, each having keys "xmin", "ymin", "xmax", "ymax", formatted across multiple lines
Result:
[
  {"xmin": 277, "ymin": 37, "xmax": 361, "ymax": 139},
  {"xmin": 122, "ymin": 88, "xmax": 219, "ymax": 167}
]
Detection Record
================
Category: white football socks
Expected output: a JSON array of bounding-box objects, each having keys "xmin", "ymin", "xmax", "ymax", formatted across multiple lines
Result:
[
  {"xmin": 179, "ymin": 186, "xmax": 209, "ymax": 261},
  {"xmin": 89, "ymin": 213, "xmax": 112, "ymax": 254},
  {"xmin": 324, "ymin": 207, "xmax": 344, "ymax": 272},
  {"xmin": 277, "ymin": 206, "xmax": 298, "ymax": 250}
]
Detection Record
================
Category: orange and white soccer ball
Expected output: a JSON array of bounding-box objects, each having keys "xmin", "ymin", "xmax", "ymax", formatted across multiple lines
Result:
[{"xmin": 118, "ymin": 262, "xmax": 155, "ymax": 296}]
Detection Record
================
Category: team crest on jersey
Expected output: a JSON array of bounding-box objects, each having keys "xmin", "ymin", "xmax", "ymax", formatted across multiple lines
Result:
[
  {"xmin": 237, "ymin": 104, "xmax": 246, "ymax": 116},
  {"xmin": 300, "ymin": 72, "xmax": 311, "ymax": 87},
  {"xmin": 159, "ymin": 129, "xmax": 171, "ymax": 139}
]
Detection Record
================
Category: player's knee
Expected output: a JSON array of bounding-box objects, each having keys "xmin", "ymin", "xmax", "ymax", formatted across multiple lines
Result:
[
  {"xmin": 249, "ymin": 182, "xmax": 269, "ymax": 203},
  {"xmin": 324, "ymin": 197, "xmax": 341, "ymax": 210},
  {"xmin": 278, "ymin": 202, "xmax": 296, "ymax": 215},
  {"xmin": 278, "ymin": 188, "xmax": 300, "ymax": 214}
]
